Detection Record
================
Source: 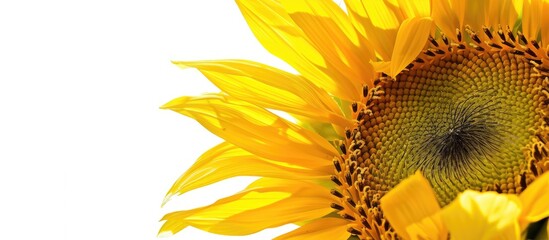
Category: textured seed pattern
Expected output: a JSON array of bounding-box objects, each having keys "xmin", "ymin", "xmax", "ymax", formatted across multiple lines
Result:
[{"xmin": 331, "ymin": 27, "xmax": 549, "ymax": 239}]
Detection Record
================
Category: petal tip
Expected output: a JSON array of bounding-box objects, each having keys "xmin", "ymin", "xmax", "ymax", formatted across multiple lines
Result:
[
  {"xmin": 171, "ymin": 61, "xmax": 192, "ymax": 69},
  {"xmin": 161, "ymin": 194, "xmax": 174, "ymax": 207},
  {"xmin": 160, "ymin": 96, "xmax": 188, "ymax": 109}
]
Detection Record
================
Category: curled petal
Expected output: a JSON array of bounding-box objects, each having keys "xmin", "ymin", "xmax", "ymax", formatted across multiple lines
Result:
[
  {"xmin": 519, "ymin": 172, "xmax": 549, "ymax": 227},
  {"xmin": 159, "ymin": 178, "xmax": 334, "ymax": 236},
  {"xmin": 440, "ymin": 191, "xmax": 521, "ymax": 240},
  {"xmin": 163, "ymin": 142, "xmax": 331, "ymax": 205},
  {"xmin": 405, "ymin": 212, "xmax": 447, "ymax": 240},
  {"xmin": 389, "ymin": 17, "xmax": 432, "ymax": 78},
  {"xmin": 173, "ymin": 60, "xmax": 352, "ymax": 127},
  {"xmin": 161, "ymin": 94, "xmax": 338, "ymax": 169},
  {"xmin": 235, "ymin": 0, "xmax": 364, "ymax": 101},
  {"xmin": 380, "ymin": 171, "xmax": 444, "ymax": 240}
]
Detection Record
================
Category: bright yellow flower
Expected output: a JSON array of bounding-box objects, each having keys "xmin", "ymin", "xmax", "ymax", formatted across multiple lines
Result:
[
  {"xmin": 380, "ymin": 171, "xmax": 549, "ymax": 240},
  {"xmin": 160, "ymin": 0, "xmax": 549, "ymax": 239}
]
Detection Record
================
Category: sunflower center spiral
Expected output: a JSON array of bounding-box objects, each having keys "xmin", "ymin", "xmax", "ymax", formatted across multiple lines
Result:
[
  {"xmin": 413, "ymin": 91, "xmax": 504, "ymax": 176},
  {"xmin": 330, "ymin": 28, "xmax": 549, "ymax": 239}
]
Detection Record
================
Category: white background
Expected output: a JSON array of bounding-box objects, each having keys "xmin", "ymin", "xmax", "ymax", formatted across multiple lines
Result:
[{"xmin": 0, "ymin": 1, "xmax": 301, "ymax": 239}]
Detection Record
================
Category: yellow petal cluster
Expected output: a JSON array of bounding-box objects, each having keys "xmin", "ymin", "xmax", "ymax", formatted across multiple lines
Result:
[{"xmin": 381, "ymin": 172, "xmax": 549, "ymax": 240}]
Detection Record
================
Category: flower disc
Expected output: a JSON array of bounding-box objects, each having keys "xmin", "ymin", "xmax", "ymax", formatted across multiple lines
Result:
[
  {"xmin": 366, "ymin": 49, "xmax": 541, "ymax": 204},
  {"xmin": 333, "ymin": 29, "xmax": 549, "ymax": 238}
]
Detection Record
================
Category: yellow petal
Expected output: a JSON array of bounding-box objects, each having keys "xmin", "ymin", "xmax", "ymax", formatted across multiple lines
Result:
[
  {"xmin": 522, "ymin": 0, "xmax": 543, "ymax": 41},
  {"xmin": 372, "ymin": 61, "xmax": 391, "ymax": 73},
  {"xmin": 163, "ymin": 142, "xmax": 331, "ymax": 205},
  {"xmin": 440, "ymin": 190, "xmax": 521, "ymax": 240},
  {"xmin": 450, "ymin": 0, "xmax": 465, "ymax": 28},
  {"xmin": 519, "ymin": 172, "xmax": 549, "ymax": 225},
  {"xmin": 161, "ymin": 94, "xmax": 338, "ymax": 168},
  {"xmin": 380, "ymin": 171, "xmax": 443, "ymax": 240},
  {"xmin": 396, "ymin": 0, "xmax": 431, "ymax": 18},
  {"xmin": 235, "ymin": 0, "xmax": 361, "ymax": 101},
  {"xmin": 274, "ymin": 217, "xmax": 350, "ymax": 240},
  {"xmin": 280, "ymin": 0, "xmax": 375, "ymax": 89},
  {"xmin": 405, "ymin": 212, "xmax": 447, "ymax": 240},
  {"xmin": 458, "ymin": 0, "xmax": 488, "ymax": 32},
  {"xmin": 486, "ymin": 0, "xmax": 521, "ymax": 29},
  {"xmin": 159, "ymin": 178, "xmax": 334, "ymax": 236},
  {"xmin": 432, "ymin": 0, "xmax": 489, "ymax": 40},
  {"xmin": 389, "ymin": 17, "xmax": 432, "ymax": 78},
  {"xmin": 432, "ymin": 0, "xmax": 460, "ymax": 41},
  {"xmin": 341, "ymin": 0, "xmax": 378, "ymax": 61},
  {"xmin": 344, "ymin": 0, "xmax": 404, "ymax": 60},
  {"xmin": 172, "ymin": 60, "xmax": 352, "ymax": 128},
  {"xmin": 541, "ymin": 0, "xmax": 549, "ymax": 46}
]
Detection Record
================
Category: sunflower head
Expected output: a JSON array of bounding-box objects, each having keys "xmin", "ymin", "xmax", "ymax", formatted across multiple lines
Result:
[{"xmin": 160, "ymin": 1, "xmax": 549, "ymax": 239}]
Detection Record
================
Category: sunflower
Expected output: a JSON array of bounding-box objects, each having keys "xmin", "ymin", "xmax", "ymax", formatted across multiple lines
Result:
[{"xmin": 159, "ymin": 0, "xmax": 549, "ymax": 239}]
